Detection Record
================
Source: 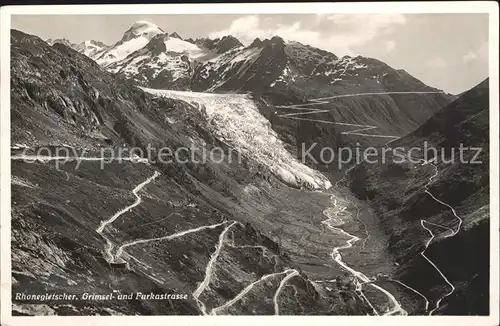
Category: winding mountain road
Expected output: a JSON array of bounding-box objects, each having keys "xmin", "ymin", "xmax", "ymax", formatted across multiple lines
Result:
[
  {"xmin": 416, "ymin": 158, "xmax": 463, "ymax": 314},
  {"xmin": 193, "ymin": 221, "xmax": 240, "ymax": 315},
  {"xmin": 275, "ymin": 91, "xmax": 444, "ymax": 139},
  {"xmin": 273, "ymin": 269, "xmax": 300, "ymax": 315},
  {"xmin": 210, "ymin": 268, "xmax": 300, "ymax": 315},
  {"xmin": 389, "ymin": 279, "xmax": 430, "ymax": 311},
  {"xmin": 11, "ymin": 154, "xmax": 149, "ymax": 163},
  {"xmin": 96, "ymin": 171, "xmax": 160, "ymax": 262},
  {"xmin": 115, "ymin": 221, "xmax": 228, "ymax": 259},
  {"xmin": 276, "ymin": 93, "xmax": 462, "ymax": 315}
]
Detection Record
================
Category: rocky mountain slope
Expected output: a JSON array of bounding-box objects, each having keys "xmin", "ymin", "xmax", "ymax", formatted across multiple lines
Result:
[
  {"xmin": 105, "ymin": 33, "xmax": 210, "ymax": 90},
  {"xmin": 190, "ymin": 35, "xmax": 243, "ymax": 55},
  {"xmin": 101, "ymin": 28, "xmax": 243, "ymax": 90},
  {"xmin": 46, "ymin": 38, "xmax": 76, "ymax": 48},
  {"xmin": 345, "ymin": 79, "xmax": 490, "ymax": 315},
  {"xmin": 11, "ymin": 29, "xmax": 380, "ymax": 316},
  {"xmin": 10, "ymin": 24, "xmax": 489, "ymax": 317}
]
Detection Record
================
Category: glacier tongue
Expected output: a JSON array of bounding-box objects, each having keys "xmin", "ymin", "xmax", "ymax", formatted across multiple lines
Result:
[{"xmin": 140, "ymin": 87, "xmax": 332, "ymax": 191}]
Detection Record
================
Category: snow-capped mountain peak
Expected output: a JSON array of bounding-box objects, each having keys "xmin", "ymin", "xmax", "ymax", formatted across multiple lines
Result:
[
  {"xmin": 102, "ymin": 31, "xmax": 245, "ymax": 90},
  {"xmin": 92, "ymin": 21, "xmax": 165, "ymax": 67},
  {"xmin": 105, "ymin": 32, "xmax": 211, "ymax": 90},
  {"xmin": 123, "ymin": 21, "xmax": 164, "ymax": 41},
  {"xmin": 74, "ymin": 40, "xmax": 108, "ymax": 57},
  {"xmin": 45, "ymin": 38, "xmax": 75, "ymax": 48}
]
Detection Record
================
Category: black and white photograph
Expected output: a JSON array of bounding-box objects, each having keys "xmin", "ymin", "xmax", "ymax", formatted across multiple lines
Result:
[{"xmin": 0, "ymin": 2, "xmax": 498, "ymax": 325}]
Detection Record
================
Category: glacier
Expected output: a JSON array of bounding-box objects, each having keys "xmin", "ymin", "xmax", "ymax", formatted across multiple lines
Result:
[{"xmin": 140, "ymin": 87, "xmax": 332, "ymax": 191}]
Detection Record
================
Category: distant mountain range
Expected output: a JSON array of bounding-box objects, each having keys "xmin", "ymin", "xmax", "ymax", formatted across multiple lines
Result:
[
  {"xmin": 49, "ymin": 21, "xmax": 454, "ymax": 158},
  {"xmin": 46, "ymin": 38, "xmax": 108, "ymax": 58}
]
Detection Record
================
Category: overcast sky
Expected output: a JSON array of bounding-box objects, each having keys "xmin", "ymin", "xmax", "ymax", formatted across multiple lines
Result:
[{"xmin": 12, "ymin": 14, "xmax": 489, "ymax": 94}]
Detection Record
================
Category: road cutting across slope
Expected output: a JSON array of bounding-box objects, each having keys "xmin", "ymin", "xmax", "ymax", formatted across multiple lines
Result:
[
  {"xmin": 276, "ymin": 91, "xmax": 444, "ymax": 139},
  {"xmin": 96, "ymin": 171, "xmax": 160, "ymax": 262},
  {"xmin": 193, "ymin": 221, "xmax": 240, "ymax": 315}
]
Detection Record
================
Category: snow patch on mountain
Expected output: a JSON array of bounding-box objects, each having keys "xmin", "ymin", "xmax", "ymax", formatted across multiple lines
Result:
[
  {"xmin": 195, "ymin": 46, "xmax": 262, "ymax": 91},
  {"xmin": 93, "ymin": 21, "xmax": 164, "ymax": 67},
  {"xmin": 109, "ymin": 53, "xmax": 193, "ymax": 87},
  {"xmin": 312, "ymin": 56, "xmax": 370, "ymax": 84},
  {"xmin": 150, "ymin": 54, "xmax": 188, "ymax": 79},
  {"xmin": 230, "ymin": 47, "xmax": 261, "ymax": 63},
  {"xmin": 104, "ymin": 33, "xmax": 210, "ymax": 88},
  {"xmin": 95, "ymin": 38, "xmax": 151, "ymax": 66},
  {"xmin": 270, "ymin": 64, "xmax": 297, "ymax": 88},
  {"xmin": 162, "ymin": 36, "xmax": 207, "ymax": 58},
  {"xmin": 140, "ymin": 87, "xmax": 332, "ymax": 190}
]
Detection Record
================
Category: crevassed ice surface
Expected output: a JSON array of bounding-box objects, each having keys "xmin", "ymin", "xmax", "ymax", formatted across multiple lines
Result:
[{"xmin": 140, "ymin": 87, "xmax": 332, "ymax": 190}]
